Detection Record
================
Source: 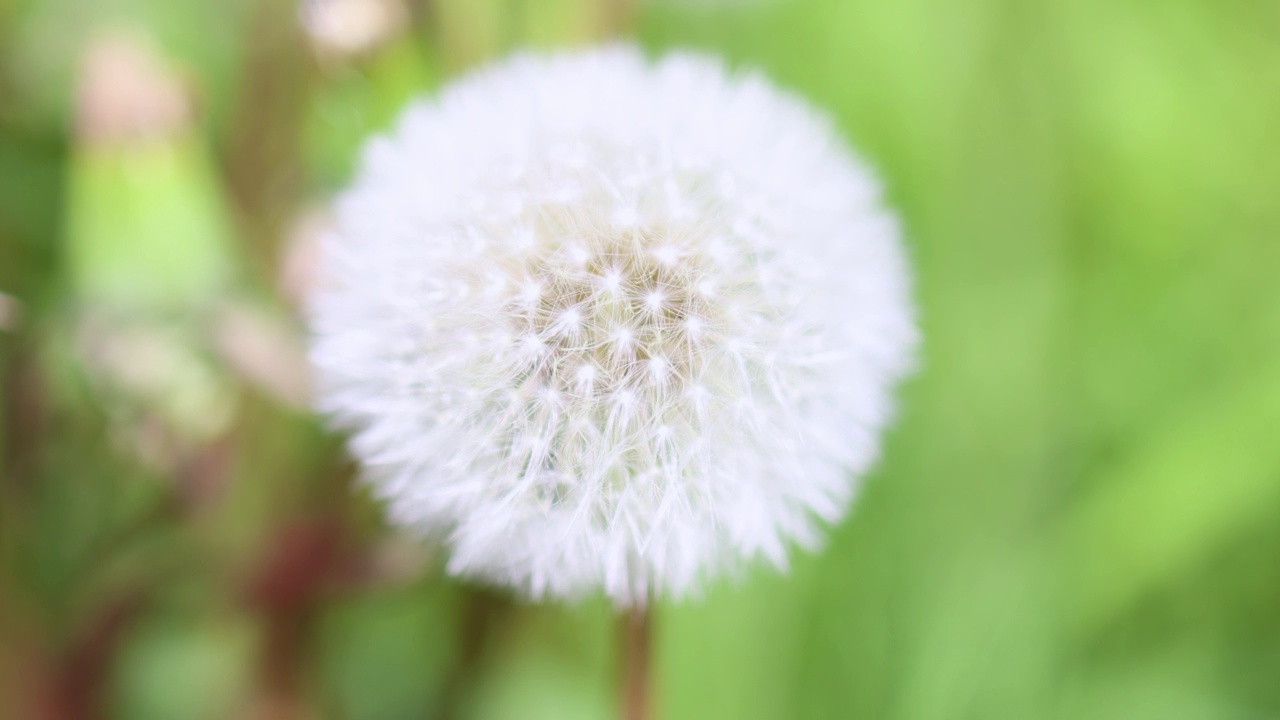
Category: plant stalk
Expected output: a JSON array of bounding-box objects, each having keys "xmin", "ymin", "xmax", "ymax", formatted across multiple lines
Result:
[{"xmin": 619, "ymin": 605, "xmax": 653, "ymax": 720}]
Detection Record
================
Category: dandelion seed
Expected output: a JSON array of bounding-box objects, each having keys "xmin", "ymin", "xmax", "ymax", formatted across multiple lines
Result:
[{"xmin": 643, "ymin": 290, "xmax": 666, "ymax": 315}]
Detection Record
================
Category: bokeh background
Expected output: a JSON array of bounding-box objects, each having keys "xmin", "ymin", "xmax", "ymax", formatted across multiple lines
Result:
[{"xmin": 2, "ymin": 0, "xmax": 1279, "ymax": 718}]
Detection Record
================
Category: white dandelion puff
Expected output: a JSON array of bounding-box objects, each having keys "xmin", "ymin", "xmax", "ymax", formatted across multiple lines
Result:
[{"xmin": 309, "ymin": 46, "xmax": 917, "ymax": 607}]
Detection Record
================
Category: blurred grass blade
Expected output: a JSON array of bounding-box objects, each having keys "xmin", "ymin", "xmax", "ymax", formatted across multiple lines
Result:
[{"xmin": 1062, "ymin": 367, "xmax": 1280, "ymax": 626}]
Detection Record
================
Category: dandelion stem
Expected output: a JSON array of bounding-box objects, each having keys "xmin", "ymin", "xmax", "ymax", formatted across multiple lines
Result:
[{"xmin": 619, "ymin": 605, "xmax": 653, "ymax": 720}]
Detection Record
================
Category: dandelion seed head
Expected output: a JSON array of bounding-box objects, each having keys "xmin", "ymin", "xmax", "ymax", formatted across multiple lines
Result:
[{"xmin": 310, "ymin": 46, "xmax": 917, "ymax": 606}]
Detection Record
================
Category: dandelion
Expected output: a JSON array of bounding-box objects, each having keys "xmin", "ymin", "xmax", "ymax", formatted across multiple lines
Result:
[{"xmin": 309, "ymin": 46, "xmax": 917, "ymax": 608}]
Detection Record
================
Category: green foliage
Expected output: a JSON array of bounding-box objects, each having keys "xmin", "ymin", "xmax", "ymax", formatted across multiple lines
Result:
[{"xmin": 2, "ymin": 0, "xmax": 1278, "ymax": 718}]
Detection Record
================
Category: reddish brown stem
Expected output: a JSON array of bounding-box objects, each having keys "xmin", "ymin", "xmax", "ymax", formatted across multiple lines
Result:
[
  {"xmin": 606, "ymin": 0, "xmax": 641, "ymax": 37},
  {"xmin": 619, "ymin": 606, "xmax": 653, "ymax": 720}
]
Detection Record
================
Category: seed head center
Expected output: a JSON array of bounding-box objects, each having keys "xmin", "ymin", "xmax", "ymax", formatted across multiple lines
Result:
[{"xmin": 507, "ymin": 229, "xmax": 722, "ymax": 402}]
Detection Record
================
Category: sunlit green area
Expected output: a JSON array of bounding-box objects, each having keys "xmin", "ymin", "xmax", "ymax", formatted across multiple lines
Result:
[{"xmin": 2, "ymin": 0, "xmax": 1278, "ymax": 718}]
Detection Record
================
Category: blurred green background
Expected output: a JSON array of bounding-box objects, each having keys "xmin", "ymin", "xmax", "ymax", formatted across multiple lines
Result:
[{"xmin": 2, "ymin": 0, "xmax": 1279, "ymax": 718}]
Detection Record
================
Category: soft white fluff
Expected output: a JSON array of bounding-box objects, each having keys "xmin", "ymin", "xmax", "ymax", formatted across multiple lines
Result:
[{"xmin": 310, "ymin": 46, "xmax": 916, "ymax": 606}]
